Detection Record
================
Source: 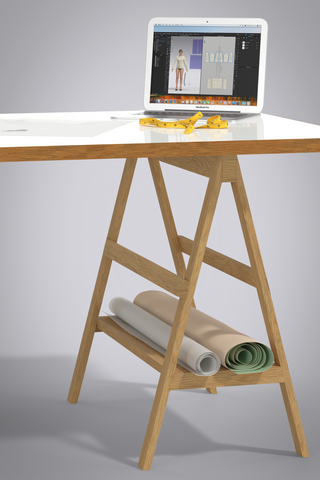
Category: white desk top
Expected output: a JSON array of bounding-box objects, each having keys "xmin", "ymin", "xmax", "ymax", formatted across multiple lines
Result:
[{"xmin": 1, "ymin": 112, "xmax": 320, "ymax": 160}]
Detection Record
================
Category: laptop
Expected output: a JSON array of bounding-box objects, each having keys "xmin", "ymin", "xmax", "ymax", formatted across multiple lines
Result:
[{"xmin": 133, "ymin": 17, "xmax": 268, "ymax": 120}]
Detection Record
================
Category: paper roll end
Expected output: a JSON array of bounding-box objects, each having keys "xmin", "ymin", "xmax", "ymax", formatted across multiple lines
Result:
[{"xmin": 109, "ymin": 296, "xmax": 128, "ymax": 314}]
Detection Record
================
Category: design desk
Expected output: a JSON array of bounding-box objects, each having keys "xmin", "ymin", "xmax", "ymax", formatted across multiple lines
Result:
[{"xmin": 1, "ymin": 111, "xmax": 320, "ymax": 470}]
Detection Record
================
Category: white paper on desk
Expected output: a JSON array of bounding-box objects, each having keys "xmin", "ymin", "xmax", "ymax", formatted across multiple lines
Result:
[{"xmin": 108, "ymin": 297, "xmax": 221, "ymax": 376}]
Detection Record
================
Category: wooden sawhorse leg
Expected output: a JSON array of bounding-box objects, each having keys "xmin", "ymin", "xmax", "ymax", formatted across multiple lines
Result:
[
  {"xmin": 149, "ymin": 158, "xmax": 216, "ymax": 397},
  {"xmin": 67, "ymin": 156, "xmax": 193, "ymax": 404},
  {"xmin": 68, "ymin": 154, "xmax": 308, "ymax": 470},
  {"xmin": 138, "ymin": 155, "xmax": 308, "ymax": 468},
  {"xmin": 138, "ymin": 156, "xmax": 223, "ymax": 469},
  {"xmin": 67, "ymin": 158, "xmax": 137, "ymax": 404},
  {"xmin": 231, "ymin": 160, "xmax": 309, "ymax": 458}
]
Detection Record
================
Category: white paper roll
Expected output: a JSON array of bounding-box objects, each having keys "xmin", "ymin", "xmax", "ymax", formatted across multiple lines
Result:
[{"xmin": 109, "ymin": 297, "xmax": 221, "ymax": 376}]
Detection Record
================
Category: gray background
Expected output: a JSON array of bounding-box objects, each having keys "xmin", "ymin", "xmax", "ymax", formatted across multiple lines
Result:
[{"xmin": 0, "ymin": 0, "xmax": 319, "ymax": 479}]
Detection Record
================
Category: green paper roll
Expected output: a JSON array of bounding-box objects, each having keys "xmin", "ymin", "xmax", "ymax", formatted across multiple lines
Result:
[{"xmin": 225, "ymin": 342, "xmax": 274, "ymax": 373}]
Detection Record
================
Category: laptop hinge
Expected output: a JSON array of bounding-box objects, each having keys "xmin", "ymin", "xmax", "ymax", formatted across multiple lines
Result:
[{"xmin": 164, "ymin": 109, "xmax": 242, "ymax": 115}]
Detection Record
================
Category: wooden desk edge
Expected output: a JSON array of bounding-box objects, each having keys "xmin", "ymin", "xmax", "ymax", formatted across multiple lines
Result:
[{"xmin": 1, "ymin": 138, "xmax": 320, "ymax": 162}]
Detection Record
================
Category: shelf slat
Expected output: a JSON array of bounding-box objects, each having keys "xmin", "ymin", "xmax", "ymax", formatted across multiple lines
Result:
[
  {"xmin": 179, "ymin": 235, "xmax": 256, "ymax": 287},
  {"xmin": 103, "ymin": 239, "xmax": 190, "ymax": 297},
  {"xmin": 97, "ymin": 316, "xmax": 284, "ymax": 390},
  {"xmin": 170, "ymin": 364, "xmax": 285, "ymax": 390},
  {"xmin": 97, "ymin": 316, "xmax": 187, "ymax": 375}
]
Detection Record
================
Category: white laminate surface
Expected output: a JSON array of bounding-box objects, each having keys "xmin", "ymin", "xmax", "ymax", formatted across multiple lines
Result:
[{"xmin": 1, "ymin": 112, "xmax": 320, "ymax": 149}]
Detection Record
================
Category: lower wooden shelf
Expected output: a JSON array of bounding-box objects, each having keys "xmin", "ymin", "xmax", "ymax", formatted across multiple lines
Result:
[{"xmin": 96, "ymin": 315, "xmax": 285, "ymax": 391}]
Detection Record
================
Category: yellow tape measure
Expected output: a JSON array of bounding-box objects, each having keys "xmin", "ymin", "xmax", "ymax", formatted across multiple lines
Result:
[{"xmin": 139, "ymin": 112, "xmax": 228, "ymax": 134}]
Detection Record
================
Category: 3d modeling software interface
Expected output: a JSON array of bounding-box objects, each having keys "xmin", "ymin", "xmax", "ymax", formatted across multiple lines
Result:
[{"xmin": 150, "ymin": 24, "xmax": 261, "ymax": 106}]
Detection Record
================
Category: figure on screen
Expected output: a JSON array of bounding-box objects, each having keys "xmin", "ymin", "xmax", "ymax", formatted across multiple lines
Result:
[{"xmin": 171, "ymin": 49, "xmax": 188, "ymax": 91}]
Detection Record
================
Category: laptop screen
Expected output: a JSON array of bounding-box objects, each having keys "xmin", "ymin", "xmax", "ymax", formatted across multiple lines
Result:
[{"xmin": 145, "ymin": 19, "xmax": 267, "ymax": 114}]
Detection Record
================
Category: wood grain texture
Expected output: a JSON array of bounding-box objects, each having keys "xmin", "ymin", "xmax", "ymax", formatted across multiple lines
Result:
[
  {"xmin": 103, "ymin": 239, "xmax": 189, "ymax": 297},
  {"xmin": 206, "ymin": 387, "xmax": 218, "ymax": 394},
  {"xmin": 157, "ymin": 155, "xmax": 237, "ymax": 182},
  {"xmin": 138, "ymin": 157, "xmax": 223, "ymax": 471},
  {"xmin": 157, "ymin": 155, "xmax": 216, "ymax": 177},
  {"xmin": 280, "ymin": 381, "xmax": 310, "ymax": 457},
  {"xmin": 65, "ymin": 152, "xmax": 310, "ymax": 466},
  {"xmin": 148, "ymin": 159, "xmax": 188, "ymax": 281},
  {"xmin": 171, "ymin": 365, "xmax": 284, "ymax": 390},
  {"xmin": 67, "ymin": 158, "xmax": 137, "ymax": 404},
  {"xmin": 96, "ymin": 316, "xmax": 184, "ymax": 375},
  {"xmin": 185, "ymin": 157, "xmax": 223, "ymax": 293},
  {"xmin": 231, "ymin": 158, "xmax": 309, "ymax": 457},
  {"xmin": 1, "ymin": 138, "xmax": 320, "ymax": 163},
  {"xmin": 179, "ymin": 235, "xmax": 256, "ymax": 287},
  {"xmin": 231, "ymin": 161, "xmax": 288, "ymax": 366},
  {"xmin": 148, "ymin": 158, "xmax": 196, "ymax": 308},
  {"xmin": 96, "ymin": 317, "xmax": 283, "ymax": 390}
]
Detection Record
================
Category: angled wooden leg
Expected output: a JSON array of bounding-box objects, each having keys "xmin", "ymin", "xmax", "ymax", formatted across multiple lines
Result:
[
  {"xmin": 149, "ymin": 159, "xmax": 216, "ymax": 397},
  {"xmin": 67, "ymin": 158, "xmax": 137, "ymax": 404},
  {"xmin": 231, "ymin": 156, "xmax": 309, "ymax": 457},
  {"xmin": 148, "ymin": 158, "xmax": 188, "ymax": 280},
  {"xmin": 138, "ymin": 156, "xmax": 223, "ymax": 470},
  {"xmin": 148, "ymin": 158, "xmax": 194, "ymax": 308},
  {"xmin": 206, "ymin": 387, "xmax": 218, "ymax": 394}
]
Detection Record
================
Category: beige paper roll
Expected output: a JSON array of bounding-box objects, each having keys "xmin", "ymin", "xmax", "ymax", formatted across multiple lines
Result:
[{"xmin": 134, "ymin": 290, "xmax": 274, "ymax": 373}]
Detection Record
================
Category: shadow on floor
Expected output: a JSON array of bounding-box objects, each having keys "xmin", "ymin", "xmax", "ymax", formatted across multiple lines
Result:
[{"xmin": 0, "ymin": 355, "xmax": 298, "ymax": 467}]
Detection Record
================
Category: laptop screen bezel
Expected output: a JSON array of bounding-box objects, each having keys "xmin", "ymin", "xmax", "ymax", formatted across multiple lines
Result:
[{"xmin": 144, "ymin": 17, "xmax": 268, "ymax": 114}]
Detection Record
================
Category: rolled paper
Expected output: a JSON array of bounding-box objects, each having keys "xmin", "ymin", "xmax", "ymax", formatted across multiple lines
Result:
[
  {"xmin": 133, "ymin": 291, "xmax": 274, "ymax": 374},
  {"xmin": 109, "ymin": 297, "xmax": 221, "ymax": 376}
]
